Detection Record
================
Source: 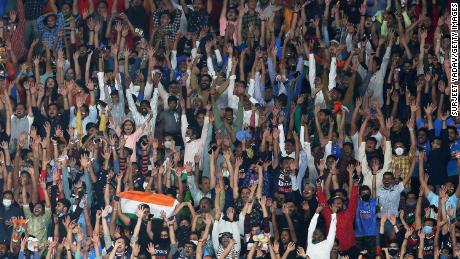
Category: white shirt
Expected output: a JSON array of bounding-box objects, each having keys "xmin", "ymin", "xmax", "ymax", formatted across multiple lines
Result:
[
  {"xmin": 307, "ymin": 213, "xmax": 337, "ymax": 259},
  {"xmin": 359, "ymin": 141, "xmax": 393, "ymax": 188}
]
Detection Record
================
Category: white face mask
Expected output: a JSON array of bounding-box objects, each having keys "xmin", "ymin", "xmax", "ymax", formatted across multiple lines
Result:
[
  {"xmin": 164, "ymin": 140, "xmax": 171, "ymax": 149},
  {"xmin": 394, "ymin": 147, "xmax": 405, "ymax": 156},
  {"xmin": 2, "ymin": 199, "xmax": 12, "ymax": 207}
]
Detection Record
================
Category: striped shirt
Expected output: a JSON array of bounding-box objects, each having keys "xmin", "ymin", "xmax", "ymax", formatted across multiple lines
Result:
[
  {"xmin": 2, "ymin": 0, "xmax": 26, "ymax": 59},
  {"xmin": 215, "ymin": 245, "xmax": 239, "ymax": 259},
  {"xmin": 153, "ymin": 8, "xmax": 182, "ymax": 42}
]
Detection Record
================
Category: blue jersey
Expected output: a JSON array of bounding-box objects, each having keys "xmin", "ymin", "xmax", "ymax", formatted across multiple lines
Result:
[{"xmin": 355, "ymin": 198, "xmax": 378, "ymax": 237}]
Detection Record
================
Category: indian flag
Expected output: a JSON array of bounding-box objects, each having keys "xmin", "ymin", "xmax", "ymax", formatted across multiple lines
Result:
[{"xmin": 119, "ymin": 191, "xmax": 179, "ymax": 218}]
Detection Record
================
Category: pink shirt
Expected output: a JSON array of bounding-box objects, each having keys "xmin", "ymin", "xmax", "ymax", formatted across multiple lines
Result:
[
  {"xmin": 116, "ymin": 124, "xmax": 145, "ymax": 162},
  {"xmin": 219, "ymin": 17, "xmax": 237, "ymax": 43}
]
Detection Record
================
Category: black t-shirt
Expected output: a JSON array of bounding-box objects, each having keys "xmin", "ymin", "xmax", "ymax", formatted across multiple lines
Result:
[
  {"xmin": 126, "ymin": 6, "xmax": 149, "ymax": 38},
  {"xmin": 422, "ymin": 235, "xmax": 435, "ymax": 259},
  {"xmin": 154, "ymin": 244, "xmax": 170, "ymax": 259}
]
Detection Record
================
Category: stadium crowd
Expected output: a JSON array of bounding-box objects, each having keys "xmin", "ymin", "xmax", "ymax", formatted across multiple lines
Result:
[{"xmin": 0, "ymin": 0, "xmax": 458, "ymax": 258}]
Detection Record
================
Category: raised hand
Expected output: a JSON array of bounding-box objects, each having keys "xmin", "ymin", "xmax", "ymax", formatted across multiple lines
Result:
[
  {"xmin": 147, "ymin": 243, "xmax": 157, "ymax": 255},
  {"xmin": 286, "ymin": 241, "xmax": 296, "ymax": 252}
]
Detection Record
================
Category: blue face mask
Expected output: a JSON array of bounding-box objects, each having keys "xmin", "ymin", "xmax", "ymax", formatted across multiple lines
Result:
[
  {"xmin": 439, "ymin": 254, "xmax": 449, "ymax": 259},
  {"xmin": 423, "ymin": 225, "xmax": 433, "ymax": 234}
]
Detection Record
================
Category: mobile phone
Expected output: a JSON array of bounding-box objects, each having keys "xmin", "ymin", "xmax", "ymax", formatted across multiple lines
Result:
[
  {"xmin": 257, "ymin": 160, "xmax": 264, "ymax": 166},
  {"xmin": 148, "ymin": 214, "xmax": 154, "ymax": 220},
  {"xmin": 113, "ymin": 196, "xmax": 120, "ymax": 202},
  {"xmin": 167, "ymin": 216, "xmax": 175, "ymax": 221}
]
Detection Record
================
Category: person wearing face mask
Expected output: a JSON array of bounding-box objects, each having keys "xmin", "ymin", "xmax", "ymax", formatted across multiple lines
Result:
[
  {"xmin": 355, "ymin": 178, "xmax": 378, "ymax": 259},
  {"xmin": 0, "ymin": 190, "xmax": 23, "ymax": 243},
  {"xmin": 391, "ymin": 141, "xmax": 415, "ymax": 189},
  {"xmin": 400, "ymin": 191, "xmax": 429, "ymax": 222},
  {"xmin": 416, "ymin": 218, "xmax": 436, "ymax": 259},
  {"xmin": 422, "ymin": 109, "xmax": 452, "ymax": 187},
  {"xmin": 316, "ymin": 170, "xmax": 359, "ymax": 257},
  {"xmin": 391, "ymin": 116, "xmax": 417, "ymax": 190},
  {"xmin": 383, "ymin": 240, "xmax": 402, "ymax": 259},
  {"xmin": 305, "ymin": 205, "xmax": 337, "ymax": 259}
]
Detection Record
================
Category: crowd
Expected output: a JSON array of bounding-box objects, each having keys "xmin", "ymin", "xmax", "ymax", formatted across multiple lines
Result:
[{"xmin": 0, "ymin": 0, "xmax": 458, "ymax": 258}]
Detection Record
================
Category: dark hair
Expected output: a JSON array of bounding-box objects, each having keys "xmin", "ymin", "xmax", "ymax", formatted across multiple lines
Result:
[
  {"xmin": 2, "ymin": 190, "xmax": 14, "ymax": 198},
  {"xmin": 195, "ymin": 109, "xmax": 206, "ymax": 117},
  {"xmin": 359, "ymin": 185, "xmax": 371, "ymax": 194},
  {"xmin": 366, "ymin": 136, "xmax": 377, "ymax": 145},
  {"xmin": 383, "ymin": 171, "xmax": 394, "ymax": 178},
  {"xmin": 424, "ymin": 218, "xmax": 436, "ymax": 225},
  {"xmin": 275, "ymin": 94, "xmax": 288, "ymax": 107},
  {"xmin": 224, "ymin": 107, "xmax": 234, "ymax": 114},
  {"xmin": 235, "ymin": 80, "xmax": 247, "ymax": 87},
  {"xmin": 199, "ymin": 74, "xmax": 212, "ymax": 83},
  {"xmin": 57, "ymin": 198, "xmax": 71, "ymax": 210},
  {"xmin": 388, "ymin": 239, "xmax": 399, "ymax": 245},
  {"xmin": 343, "ymin": 142, "xmax": 354, "ymax": 150},
  {"xmin": 227, "ymin": 6, "xmax": 239, "ymax": 16},
  {"xmin": 447, "ymin": 126, "xmax": 458, "ymax": 134},
  {"xmin": 285, "ymin": 139, "xmax": 295, "ymax": 146},
  {"xmin": 331, "ymin": 188, "xmax": 348, "ymax": 198},
  {"xmin": 121, "ymin": 119, "xmax": 136, "ymax": 135},
  {"xmin": 326, "ymin": 154, "xmax": 338, "ymax": 161},
  {"xmin": 140, "ymin": 100, "xmax": 150, "ymax": 106},
  {"xmin": 417, "ymin": 127, "xmax": 429, "ymax": 135},
  {"xmin": 168, "ymin": 95, "xmax": 178, "ymax": 103}
]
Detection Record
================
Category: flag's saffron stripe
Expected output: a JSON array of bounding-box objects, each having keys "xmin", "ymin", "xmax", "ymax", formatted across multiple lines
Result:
[{"xmin": 119, "ymin": 191, "xmax": 176, "ymax": 207}]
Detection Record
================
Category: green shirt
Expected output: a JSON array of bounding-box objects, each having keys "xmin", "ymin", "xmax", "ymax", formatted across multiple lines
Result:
[{"xmin": 23, "ymin": 206, "xmax": 52, "ymax": 247}]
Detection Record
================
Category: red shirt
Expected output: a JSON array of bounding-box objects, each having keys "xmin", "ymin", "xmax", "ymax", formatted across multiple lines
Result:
[
  {"xmin": 317, "ymin": 185, "xmax": 359, "ymax": 252},
  {"xmin": 77, "ymin": 0, "xmax": 126, "ymax": 16},
  {"xmin": 415, "ymin": 3, "xmax": 441, "ymax": 44}
]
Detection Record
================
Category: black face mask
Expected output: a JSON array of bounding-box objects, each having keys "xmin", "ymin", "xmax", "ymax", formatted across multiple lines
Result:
[
  {"xmin": 176, "ymin": 226, "xmax": 191, "ymax": 244},
  {"xmin": 388, "ymin": 248, "xmax": 399, "ymax": 256},
  {"xmin": 361, "ymin": 194, "xmax": 371, "ymax": 202}
]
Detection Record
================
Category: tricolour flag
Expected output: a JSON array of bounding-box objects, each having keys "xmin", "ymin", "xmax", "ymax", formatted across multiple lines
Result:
[{"xmin": 119, "ymin": 191, "xmax": 178, "ymax": 218}]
